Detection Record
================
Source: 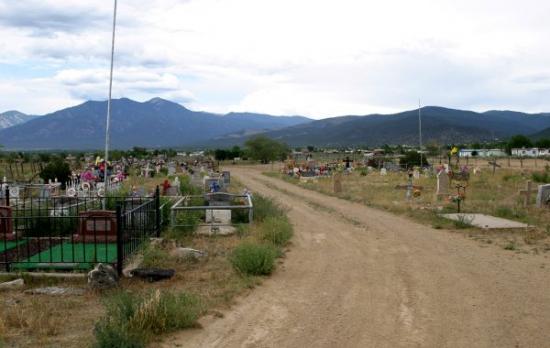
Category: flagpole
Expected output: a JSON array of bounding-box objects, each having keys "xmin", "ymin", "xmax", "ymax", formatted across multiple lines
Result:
[{"xmin": 103, "ymin": 0, "xmax": 117, "ymax": 204}]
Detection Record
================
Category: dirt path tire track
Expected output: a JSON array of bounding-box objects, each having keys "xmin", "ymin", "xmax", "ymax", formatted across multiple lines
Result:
[{"xmin": 162, "ymin": 167, "xmax": 550, "ymax": 348}]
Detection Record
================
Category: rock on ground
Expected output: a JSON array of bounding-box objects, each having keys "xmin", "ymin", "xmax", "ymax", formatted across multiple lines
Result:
[{"xmin": 88, "ymin": 263, "xmax": 119, "ymax": 290}]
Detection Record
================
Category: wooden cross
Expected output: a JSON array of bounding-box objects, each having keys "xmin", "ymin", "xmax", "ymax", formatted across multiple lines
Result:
[
  {"xmin": 488, "ymin": 160, "xmax": 501, "ymax": 175},
  {"xmin": 519, "ymin": 180, "xmax": 536, "ymax": 207}
]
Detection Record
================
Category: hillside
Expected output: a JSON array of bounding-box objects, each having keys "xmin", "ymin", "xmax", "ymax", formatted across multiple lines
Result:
[
  {"xmin": 0, "ymin": 111, "xmax": 36, "ymax": 129},
  {"xmin": 206, "ymin": 107, "xmax": 550, "ymax": 147},
  {"xmin": 0, "ymin": 98, "xmax": 311, "ymax": 150}
]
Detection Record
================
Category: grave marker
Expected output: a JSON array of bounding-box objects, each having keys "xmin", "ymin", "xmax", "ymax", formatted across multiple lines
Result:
[
  {"xmin": 536, "ymin": 184, "xmax": 550, "ymax": 208},
  {"xmin": 519, "ymin": 181, "xmax": 536, "ymax": 207},
  {"xmin": 333, "ymin": 173, "xmax": 342, "ymax": 193},
  {"xmin": 436, "ymin": 171, "xmax": 450, "ymax": 197},
  {"xmin": 74, "ymin": 211, "xmax": 118, "ymax": 242},
  {"xmin": 0, "ymin": 206, "xmax": 14, "ymax": 240}
]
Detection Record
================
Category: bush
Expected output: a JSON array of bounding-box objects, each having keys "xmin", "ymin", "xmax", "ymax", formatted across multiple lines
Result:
[
  {"xmin": 532, "ymin": 171, "xmax": 550, "ymax": 183},
  {"xmin": 39, "ymin": 158, "xmax": 71, "ymax": 186},
  {"xmin": 179, "ymin": 176, "xmax": 201, "ymax": 195},
  {"xmin": 260, "ymin": 216, "xmax": 293, "ymax": 246},
  {"xmin": 94, "ymin": 290, "xmax": 201, "ymax": 348},
  {"xmin": 230, "ymin": 243, "xmax": 277, "ymax": 275},
  {"xmin": 399, "ymin": 151, "xmax": 429, "ymax": 168},
  {"xmin": 252, "ymin": 195, "xmax": 285, "ymax": 223}
]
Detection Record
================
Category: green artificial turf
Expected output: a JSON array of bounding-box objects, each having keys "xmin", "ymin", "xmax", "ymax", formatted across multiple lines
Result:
[
  {"xmin": 0, "ymin": 240, "xmax": 26, "ymax": 252},
  {"xmin": 13, "ymin": 243, "xmax": 118, "ymax": 270}
]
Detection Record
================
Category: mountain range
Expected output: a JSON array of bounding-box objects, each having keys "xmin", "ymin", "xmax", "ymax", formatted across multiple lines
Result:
[
  {"xmin": 0, "ymin": 98, "xmax": 310, "ymax": 150},
  {"xmin": 1, "ymin": 98, "xmax": 550, "ymax": 150},
  {"xmin": 227, "ymin": 107, "xmax": 550, "ymax": 147},
  {"xmin": 0, "ymin": 111, "xmax": 37, "ymax": 129}
]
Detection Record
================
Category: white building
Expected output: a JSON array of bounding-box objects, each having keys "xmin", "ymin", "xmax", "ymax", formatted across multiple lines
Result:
[
  {"xmin": 511, "ymin": 148, "xmax": 550, "ymax": 157},
  {"xmin": 459, "ymin": 149, "xmax": 507, "ymax": 158}
]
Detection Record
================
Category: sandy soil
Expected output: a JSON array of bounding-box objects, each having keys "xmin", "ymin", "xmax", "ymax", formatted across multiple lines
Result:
[{"xmin": 162, "ymin": 165, "xmax": 550, "ymax": 348}]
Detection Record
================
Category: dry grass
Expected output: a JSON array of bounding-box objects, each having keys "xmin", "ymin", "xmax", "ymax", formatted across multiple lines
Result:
[
  {"xmin": 0, "ymin": 174, "xmax": 273, "ymax": 348},
  {"xmin": 265, "ymin": 166, "xmax": 550, "ymax": 252}
]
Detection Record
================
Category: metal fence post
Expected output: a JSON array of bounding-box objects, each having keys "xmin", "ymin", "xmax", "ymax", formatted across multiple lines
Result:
[
  {"xmin": 155, "ymin": 186, "xmax": 161, "ymax": 237},
  {"xmin": 5, "ymin": 186, "xmax": 9, "ymax": 206},
  {"xmin": 115, "ymin": 204, "xmax": 123, "ymax": 276}
]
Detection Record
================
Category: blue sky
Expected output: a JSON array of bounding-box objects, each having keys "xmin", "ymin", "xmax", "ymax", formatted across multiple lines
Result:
[{"xmin": 1, "ymin": 0, "xmax": 550, "ymax": 118}]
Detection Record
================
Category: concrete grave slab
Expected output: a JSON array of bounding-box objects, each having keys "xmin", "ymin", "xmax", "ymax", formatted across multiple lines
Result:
[{"xmin": 440, "ymin": 213, "xmax": 530, "ymax": 229}]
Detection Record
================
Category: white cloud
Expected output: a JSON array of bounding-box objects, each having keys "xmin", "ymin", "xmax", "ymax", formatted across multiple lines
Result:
[{"xmin": 0, "ymin": 0, "xmax": 550, "ymax": 117}]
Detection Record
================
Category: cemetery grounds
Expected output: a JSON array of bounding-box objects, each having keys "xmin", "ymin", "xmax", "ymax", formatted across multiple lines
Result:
[
  {"xmin": 0, "ymin": 169, "xmax": 293, "ymax": 348},
  {"xmin": 265, "ymin": 162, "xmax": 550, "ymax": 253}
]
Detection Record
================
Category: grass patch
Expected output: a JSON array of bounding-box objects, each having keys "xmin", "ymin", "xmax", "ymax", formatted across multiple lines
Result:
[
  {"xmin": 452, "ymin": 214, "xmax": 474, "ymax": 229},
  {"xmin": 259, "ymin": 216, "xmax": 293, "ymax": 247},
  {"xmin": 94, "ymin": 289, "xmax": 202, "ymax": 348},
  {"xmin": 230, "ymin": 243, "xmax": 277, "ymax": 276},
  {"xmin": 252, "ymin": 195, "xmax": 285, "ymax": 223},
  {"xmin": 504, "ymin": 241, "xmax": 518, "ymax": 250},
  {"xmin": 532, "ymin": 171, "xmax": 550, "ymax": 183},
  {"xmin": 140, "ymin": 244, "xmax": 171, "ymax": 268}
]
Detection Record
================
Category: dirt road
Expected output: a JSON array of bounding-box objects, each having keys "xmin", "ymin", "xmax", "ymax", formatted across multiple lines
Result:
[{"xmin": 163, "ymin": 166, "xmax": 550, "ymax": 348}]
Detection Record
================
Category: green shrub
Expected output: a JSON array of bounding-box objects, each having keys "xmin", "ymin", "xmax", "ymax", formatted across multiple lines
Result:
[
  {"xmin": 495, "ymin": 205, "xmax": 526, "ymax": 220},
  {"xmin": 532, "ymin": 171, "xmax": 550, "ymax": 183},
  {"xmin": 94, "ymin": 290, "xmax": 201, "ymax": 348},
  {"xmin": 179, "ymin": 176, "xmax": 201, "ymax": 195},
  {"xmin": 230, "ymin": 243, "xmax": 277, "ymax": 275},
  {"xmin": 260, "ymin": 216, "xmax": 293, "ymax": 246},
  {"xmin": 252, "ymin": 195, "xmax": 285, "ymax": 223}
]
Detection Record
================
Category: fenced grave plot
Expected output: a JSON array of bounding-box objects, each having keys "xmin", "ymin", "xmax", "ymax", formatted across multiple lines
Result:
[
  {"xmin": 0, "ymin": 239, "xmax": 26, "ymax": 252},
  {"xmin": 1, "ymin": 188, "xmax": 161, "ymax": 274},
  {"xmin": 12, "ymin": 242, "xmax": 118, "ymax": 271},
  {"xmin": 170, "ymin": 192, "xmax": 253, "ymax": 235}
]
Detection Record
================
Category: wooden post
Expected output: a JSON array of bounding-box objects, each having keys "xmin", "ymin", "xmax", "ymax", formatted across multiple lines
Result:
[{"xmin": 519, "ymin": 180, "xmax": 535, "ymax": 208}]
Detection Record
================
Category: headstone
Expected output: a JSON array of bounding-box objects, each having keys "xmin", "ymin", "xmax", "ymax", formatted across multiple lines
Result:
[
  {"xmin": 0, "ymin": 206, "xmax": 14, "ymax": 240},
  {"xmin": 74, "ymin": 211, "xmax": 117, "ymax": 242},
  {"xmin": 168, "ymin": 163, "xmax": 176, "ymax": 176},
  {"xmin": 88, "ymin": 263, "xmax": 118, "ymax": 290},
  {"xmin": 536, "ymin": 184, "xmax": 550, "ymax": 208},
  {"xmin": 413, "ymin": 169, "xmax": 420, "ymax": 179},
  {"xmin": 436, "ymin": 171, "xmax": 450, "ymax": 196},
  {"xmin": 206, "ymin": 192, "xmax": 232, "ymax": 223},
  {"xmin": 222, "ymin": 171, "xmax": 231, "ymax": 185},
  {"xmin": 380, "ymin": 168, "xmax": 387, "ymax": 176},
  {"xmin": 333, "ymin": 173, "xmax": 342, "ymax": 193},
  {"xmin": 519, "ymin": 181, "xmax": 536, "ymax": 207}
]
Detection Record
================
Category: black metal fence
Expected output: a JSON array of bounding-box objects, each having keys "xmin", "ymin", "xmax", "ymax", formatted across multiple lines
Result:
[{"xmin": 0, "ymin": 186, "xmax": 160, "ymax": 275}]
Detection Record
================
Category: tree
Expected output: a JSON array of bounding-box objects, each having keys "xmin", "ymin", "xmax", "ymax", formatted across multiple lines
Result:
[
  {"xmin": 506, "ymin": 135, "xmax": 533, "ymax": 154},
  {"xmin": 535, "ymin": 138, "xmax": 550, "ymax": 148},
  {"xmin": 40, "ymin": 158, "xmax": 71, "ymax": 185},
  {"xmin": 245, "ymin": 136, "xmax": 290, "ymax": 163},
  {"xmin": 399, "ymin": 151, "xmax": 429, "ymax": 168}
]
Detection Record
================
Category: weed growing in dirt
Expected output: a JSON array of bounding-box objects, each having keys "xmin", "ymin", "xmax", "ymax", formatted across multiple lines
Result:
[
  {"xmin": 453, "ymin": 214, "xmax": 474, "ymax": 229},
  {"xmin": 252, "ymin": 195, "xmax": 285, "ymax": 223},
  {"xmin": 504, "ymin": 241, "xmax": 518, "ymax": 250},
  {"xmin": 532, "ymin": 171, "xmax": 550, "ymax": 183},
  {"xmin": 94, "ymin": 290, "xmax": 202, "ymax": 348},
  {"xmin": 259, "ymin": 216, "xmax": 293, "ymax": 247},
  {"xmin": 230, "ymin": 243, "xmax": 277, "ymax": 276}
]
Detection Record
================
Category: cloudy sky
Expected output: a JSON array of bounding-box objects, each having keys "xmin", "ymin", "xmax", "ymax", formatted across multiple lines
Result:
[{"xmin": 1, "ymin": 0, "xmax": 549, "ymax": 118}]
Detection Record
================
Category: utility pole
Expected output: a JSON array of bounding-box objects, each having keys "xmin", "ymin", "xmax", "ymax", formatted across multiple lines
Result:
[
  {"xmin": 418, "ymin": 99, "xmax": 423, "ymax": 168},
  {"xmin": 103, "ymin": 0, "xmax": 118, "ymax": 205}
]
